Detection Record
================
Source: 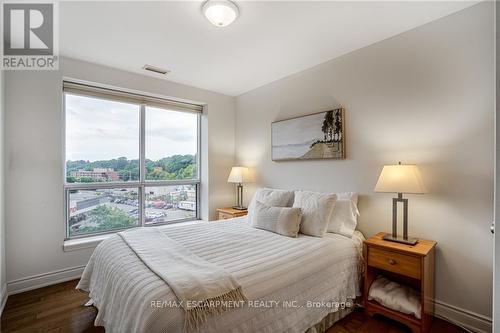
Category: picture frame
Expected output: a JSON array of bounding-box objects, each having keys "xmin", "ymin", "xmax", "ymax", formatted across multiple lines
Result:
[{"xmin": 271, "ymin": 108, "xmax": 345, "ymax": 161}]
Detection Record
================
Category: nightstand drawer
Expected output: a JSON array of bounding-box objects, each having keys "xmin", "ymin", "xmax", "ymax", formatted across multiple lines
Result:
[
  {"xmin": 217, "ymin": 207, "xmax": 248, "ymax": 221},
  {"xmin": 368, "ymin": 247, "xmax": 421, "ymax": 279},
  {"xmin": 219, "ymin": 212, "xmax": 234, "ymax": 220}
]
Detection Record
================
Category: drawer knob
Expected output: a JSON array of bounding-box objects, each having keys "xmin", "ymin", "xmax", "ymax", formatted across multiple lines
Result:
[{"xmin": 388, "ymin": 259, "xmax": 396, "ymax": 265}]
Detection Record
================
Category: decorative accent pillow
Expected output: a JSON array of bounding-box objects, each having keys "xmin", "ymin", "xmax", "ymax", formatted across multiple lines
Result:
[
  {"xmin": 248, "ymin": 188, "xmax": 294, "ymax": 220},
  {"xmin": 250, "ymin": 201, "xmax": 302, "ymax": 237},
  {"xmin": 327, "ymin": 192, "xmax": 360, "ymax": 237},
  {"xmin": 293, "ymin": 191, "xmax": 337, "ymax": 237}
]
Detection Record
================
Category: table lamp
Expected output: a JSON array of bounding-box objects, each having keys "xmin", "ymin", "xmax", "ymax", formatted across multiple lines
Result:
[
  {"xmin": 227, "ymin": 166, "xmax": 252, "ymax": 210},
  {"xmin": 374, "ymin": 162, "xmax": 427, "ymax": 245}
]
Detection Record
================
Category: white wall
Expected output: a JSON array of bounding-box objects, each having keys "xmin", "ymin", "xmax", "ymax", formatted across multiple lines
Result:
[
  {"xmin": 236, "ymin": 2, "xmax": 494, "ymax": 331},
  {"xmin": 494, "ymin": 1, "xmax": 499, "ymax": 331},
  {"xmin": 4, "ymin": 57, "xmax": 235, "ymax": 292},
  {"xmin": 0, "ymin": 69, "xmax": 6, "ymax": 313}
]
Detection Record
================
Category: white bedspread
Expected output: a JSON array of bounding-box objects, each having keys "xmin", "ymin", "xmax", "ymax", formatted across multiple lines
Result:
[{"xmin": 77, "ymin": 217, "xmax": 363, "ymax": 333}]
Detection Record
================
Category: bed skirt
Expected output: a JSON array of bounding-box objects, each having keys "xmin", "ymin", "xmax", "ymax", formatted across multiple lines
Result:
[{"xmin": 305, "ymin": 307, "xmax": 353, "ymax": 333}]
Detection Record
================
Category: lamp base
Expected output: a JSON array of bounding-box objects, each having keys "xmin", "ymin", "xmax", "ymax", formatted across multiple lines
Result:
[
  {"xmin": 383, "ymin": 234, "xmax": 418, "ymax": 246},
  {"xmin": 232, "ymin": 205, "xmax": 247, "ymax": 210}
]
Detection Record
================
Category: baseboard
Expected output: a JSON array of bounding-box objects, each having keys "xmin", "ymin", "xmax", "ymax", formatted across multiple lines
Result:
[
  {"xmin": 0, "ymin": 283, "xmax": 7, "ymax": 316},
  {"xmin": 6, "ymin": 265, "xmax": 85, "ymax": 295},
  {"xmin": 434, "ymin": 299, "xmax": 492, "ymax": 333}
]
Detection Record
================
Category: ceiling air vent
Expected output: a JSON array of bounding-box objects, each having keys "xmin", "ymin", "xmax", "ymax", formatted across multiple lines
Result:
[{"xmin": 142, "ymin": 64, "xmax": 170, "ymax": 75}]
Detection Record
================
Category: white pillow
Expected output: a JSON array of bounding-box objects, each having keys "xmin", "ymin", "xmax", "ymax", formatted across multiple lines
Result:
[
  {"xmin": 248, "ymin": 188, "xmax": 294, "ymax": 220},
  {"xmin": 293, "ymin": 191, "xmax": 337, "ymax": 237},
  {"xmin": 327, "ymin": 192, "xmax": 359, "ymax": 237},
  {"xmin": 368, "ymin": 276, "xmax": 421, "ymax": 319},
  {"xmin": 250, "ymin": 201, "xmax": 302, "ymax": 237}
]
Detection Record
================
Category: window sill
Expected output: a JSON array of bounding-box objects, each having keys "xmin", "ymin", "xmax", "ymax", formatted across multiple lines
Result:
[
  {"xmin": 63, "ymin": 219, "xmax": 205, "ymax": 252},
  {"xmin": 63, "ymin": 234, "xmax": 112, "ymax": 252}
]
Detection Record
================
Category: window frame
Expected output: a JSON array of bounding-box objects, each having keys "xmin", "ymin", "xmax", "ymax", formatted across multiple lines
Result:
[{"xmin": 63, "ymin": 88, "xmax": 202, "ymax": 240}]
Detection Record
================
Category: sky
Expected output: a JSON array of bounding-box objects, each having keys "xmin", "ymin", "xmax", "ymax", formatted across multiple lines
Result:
[{"xmin": 65, "ymin": 94, "xmax": 197, "ymax": 162}]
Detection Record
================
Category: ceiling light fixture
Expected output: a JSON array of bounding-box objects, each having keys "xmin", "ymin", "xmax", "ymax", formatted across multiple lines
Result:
[{"xmin": 202, "ymin": 0, "xmax": 239, "ymax": 27}]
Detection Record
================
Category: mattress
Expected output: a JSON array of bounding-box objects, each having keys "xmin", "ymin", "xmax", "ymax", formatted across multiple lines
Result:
[{"xmin": 77, "ymin": 217, "xmax": 364, "ymax": 333}]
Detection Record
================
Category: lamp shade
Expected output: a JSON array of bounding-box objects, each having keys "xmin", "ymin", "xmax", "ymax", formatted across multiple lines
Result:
[
  {"xmin": 227, "ymin": 167, "xmax": 251, "ymax": 183},
  {"xmin": 374, "ymin": 164, "xmax": 427, "ymax": 194}
]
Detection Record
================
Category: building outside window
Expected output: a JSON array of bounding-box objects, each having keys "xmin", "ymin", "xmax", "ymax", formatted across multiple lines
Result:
[{"xmin": 63, "ymin": 82, "xmax": 202, "ymax": 239}]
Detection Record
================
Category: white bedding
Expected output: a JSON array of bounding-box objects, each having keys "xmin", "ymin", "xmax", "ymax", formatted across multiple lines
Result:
[{"xmin": 77, "ymin": 217, "xmax": 363, "ymax": 333}]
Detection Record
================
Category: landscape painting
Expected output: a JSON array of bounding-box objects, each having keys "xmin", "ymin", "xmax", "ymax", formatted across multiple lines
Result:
[{"xmin": 272, "ymin": 108, "xmax": 345, "ymax": 161}]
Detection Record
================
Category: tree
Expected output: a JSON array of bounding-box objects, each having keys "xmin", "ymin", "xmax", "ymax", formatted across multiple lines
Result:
[
  {"xmin": 75, "ymin": 205, "xmax": 136, "ymax": 234},
  {"xmin": 334, "ymin": 110, "xmax": 342, "ymax": 142},
  {"xmin": 79, "ymin": 176, "xmax": 96, "ymax": 183},
  {"xmin": 322, "ymin": 111, "xmax": 334, "ymax": 141},
  {"xmin": 181, "ymin": 164, "xmax": 196, "ymax": 179},
  {"xmin": 116, "ymin": 157, "xmax": 128, "ymax": 170},
  {"xmin": 321, "ymin": 117, "xmax": 329, "ymax": 140}
]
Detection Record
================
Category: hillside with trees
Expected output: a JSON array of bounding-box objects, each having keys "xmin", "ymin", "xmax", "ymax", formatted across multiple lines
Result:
[{"xmin": 66, "ymin": 154, "xmax": 197, "ymax": 182}]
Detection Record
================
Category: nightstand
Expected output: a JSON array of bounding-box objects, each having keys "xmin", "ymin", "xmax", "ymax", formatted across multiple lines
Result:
[
  {"xmin": 364, "ymin": 232, "xmax": 437, "ymax": 333},
  {"xmin": 217, "ymin": 207, "xmax": 248, "ymax": 220}
]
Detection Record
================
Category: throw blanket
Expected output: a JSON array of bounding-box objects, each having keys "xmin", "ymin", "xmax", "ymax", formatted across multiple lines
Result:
[{"xmin": 118, "ymin": 228, "xmax": 247, "ymax": 330}]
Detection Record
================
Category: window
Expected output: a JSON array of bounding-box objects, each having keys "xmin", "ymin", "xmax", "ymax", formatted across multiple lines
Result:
[{"xmin": 64, "ymin": 82, "xmax": 201, "ymax": 239}]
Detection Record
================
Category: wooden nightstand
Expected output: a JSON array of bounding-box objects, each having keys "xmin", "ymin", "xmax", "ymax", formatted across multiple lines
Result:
[
  {"xmin": 217, "ymin": 207, "xmax": 248, "ymax": 220},
  {"xmin": 364, "ymin": 232, "xmax": 437, "ymax": 333}
]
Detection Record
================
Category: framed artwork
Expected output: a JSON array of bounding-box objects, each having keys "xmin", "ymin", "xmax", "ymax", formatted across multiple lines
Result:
[{"xmin": 271, "ymin": 108, "xmax": 345, "ymax": 161}]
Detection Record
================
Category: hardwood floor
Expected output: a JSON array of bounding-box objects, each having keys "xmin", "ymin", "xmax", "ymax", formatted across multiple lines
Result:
[
  {"xmin": 1, "ymin": 280, "xmax": 103, "ymax": 333},
  {"xmin": 326, "ymin": 309, "xmax": 468, "ymax": 333},
  {"xmin": 1, "ymin": 280, "xmax": 467, "ymax": 333}
]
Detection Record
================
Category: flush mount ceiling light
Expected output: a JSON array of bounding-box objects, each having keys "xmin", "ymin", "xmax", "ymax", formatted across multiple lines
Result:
[{"xmin": 202, "ymin": 0, "xmax": 239, "ymax": 27}]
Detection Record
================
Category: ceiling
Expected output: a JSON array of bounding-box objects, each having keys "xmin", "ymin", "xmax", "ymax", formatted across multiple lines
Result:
[{"xmin": 60, "ymin": 1, "xmax": 478, "ymax": 96}]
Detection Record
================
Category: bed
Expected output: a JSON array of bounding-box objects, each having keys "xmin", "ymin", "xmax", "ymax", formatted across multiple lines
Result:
[{"xmin": 77, "ymin": 217, "xmax": 364, "ymax": 333}]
